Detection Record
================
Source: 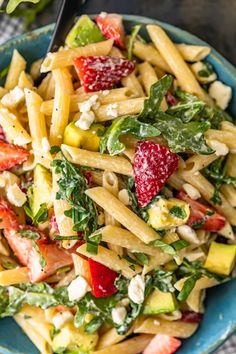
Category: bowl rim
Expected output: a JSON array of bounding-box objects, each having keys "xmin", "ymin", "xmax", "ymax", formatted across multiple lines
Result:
[{"xmin": 0, "ymin": 14, "xmax": 236, "ymax": 354}]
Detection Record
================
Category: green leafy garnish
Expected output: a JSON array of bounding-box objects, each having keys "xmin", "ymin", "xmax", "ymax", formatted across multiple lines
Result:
[
  {"xmin": 2, "ymin": 261, "xmax": 17, "ymax": 270},
  {"xmin": 0, "ymin": 66, "xmax": 9, "ymax": 79},
  {"xmin": 51, "ymin": 154, "xmax": 97, "ymax": 238},
  {"xmin": 151, "ymin": 239, "xmax": 177, "ymax": 256},
  {"xmin": 54, "ymin": 235, "xmax": 81, "ymax": 241},
  {"xmin": 198, "ymin": 62, "xmax": 214, "ymax": 78},
  {"xmin": 171, "ymin": 239, "xmax": 189, "ymax": 251},
  {"xmin": 50, "ymin": 145, "xmax": 61, "ymax": 154},
  {"xmin": 24, "ymin": 202, "xmax": 48, "ymax": 225},
  {"xmin": 177, "ymin": 273, "xmax": 200, "ymax": 301},
  {"xmin": 133, "ymin": 252, "xmax": 149, "ymax": 265},
  {"xmin": 152, "ymin": 268, "xmax": 175, "ymax": 293},
  {"xmin": 169, "ymin": 206, "xmax": 187, "ymax": 219},
  {"xmin": 100, "ymin": 116, "xmax": 160, "ymax": 155},
  {"xmin": 17, "ymin": 229, "xmax": 40, "ymax": 240},
  {"xmin": 85, "ymin": 317, "xmax": 103, "ymax": 334},
  {"xmin": 127, "ymin": 24, "xmax": 141, "ymax": 60}
]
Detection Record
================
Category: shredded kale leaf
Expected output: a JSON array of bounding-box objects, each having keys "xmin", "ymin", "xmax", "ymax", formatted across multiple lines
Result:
[
  {"xmin": 24, "ymin": 196, "xmax": 48, "ymax": 225},
  {"xmin": 51, "ymin": 153, "xmax": 97, "ymax": 238},
  {"xmin": 169, "ymin": 206, "xmax": 187, "ymax": 219},
  {"xmin": 17, "ymin": 228, "xmax": 46, "ymax": 267},
  {"xmin": 198, "ymin": 62, "xmax": 214, "ymax": 78},
  {"xmin": 152, "ymin": 269, "xmax": 175, "ymax": 293},
  {"xmin": 101, "ymin": 75, "xmax": 213, "ymax": 155},
  {"xmin": 203, "ymin": 157, "xmax": 236, "ymax": 205}
]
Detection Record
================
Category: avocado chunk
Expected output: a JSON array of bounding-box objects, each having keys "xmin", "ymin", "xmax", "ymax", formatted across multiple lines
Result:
[
  {"xmin": 32, "ymin": 164, "xmax": 52, "ymax": 216},
  {"xmin": 147, "ymin": 197, "xmax": 190, "ymax": 230},
  {"xmin": 143, "ymin": 289, "xmax": 176, "ymax": 315},
  {"xmin": 63, "ymin": 122, "xmax": 105, "ymax": 152},
  {"xmin": 66, "ymin": 15, "xmax": 104, "ymax": 48},
  {"xmin": 52, "ymin": 322, "xmax": 98, "ymax": 354},
  {"xmin": 204, "ymin": 241, "xmax": 236, "ymax": 276}
]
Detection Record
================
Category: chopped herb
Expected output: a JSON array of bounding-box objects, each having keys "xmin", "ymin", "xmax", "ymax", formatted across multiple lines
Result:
[
  {"xmin": 54, "ymin": 235, "xmax": 80, "ymax": 241},
  {"xmin": 2, "ymin": 261, "xmax": 16, "ymax": 270},
  {"xmin": 198, "ymin": 62, "xmax": 214, "ymax": 78},
  {"xmin": 56, "ymin": 266, "xmax": 71, "ymax": 274},
  {"xmin": 85, "ymin": 316, "xmax": 103, "ymax": 333},
  {"xmin": 50, "ymin": 145, "xmax": 61, "ymax": 154},
  {"xmin": 152, "ymin": 268, "xmax": 175, "ymax": 293},
  {"xmin": 23, "ymin": 314, "xmax": 32, "ymax": 319},
  {"xmin": 151, "ymin": 239, "xmax": 176, "ymax": 256},
  {"xmin": 86, "ymin": 242, "xmax": 98, "ymax": 255},
  {"xmin": 50, "ymin": 326, "xmax": 61, "ymax": 339},
  {"xmin": 207, "ymin": 210, "xmax": 215, "ymax": 216},
  {"xmin": 127, "ymin": 24, "xmax": 141, "ymax": 60},
  {"xmin": 191, "ymin": 220, "xmax": 205, "ymax": 229},
  {"xmin": 0, "ymin": 66, "xmax": 9, "ymax": 79},
  {"xmin": 17, "ymin": 229, "xmax": 40, "ymax": 240},
  {"xmin": 177, "ymin": 273, "xmax": 200, "ymax": 301},
  {"xmin": 32, "ymin": 240, "xmax": 46, "ymax": 268},
  {"xmin": 211, "ymin": 188, "xmax": 222, "ymax": 205},
  {"xmin": 171, "ymin": 239, "xmax": 189, "ymax": 251},
  {"xmin": 123, "ymin": 255, "xmax": 140, "ymax": 266},
  {"xmin": 24, "ymin": 202, "xmax": 48, "ymax": 225},
  {"xmin": 169, "ymin": 206, "xmax": 187, "ymax": 219}
]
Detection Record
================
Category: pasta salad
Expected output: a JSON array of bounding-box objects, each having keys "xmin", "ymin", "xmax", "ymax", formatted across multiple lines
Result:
[{"xmin": 0, "ymin": 12, "xmax": 235, "ymax": 354}]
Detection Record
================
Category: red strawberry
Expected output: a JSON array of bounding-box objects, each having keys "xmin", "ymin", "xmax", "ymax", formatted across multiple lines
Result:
[
  {"xmin": 0, "ymin": 141, "xmax": 29, "ymax": 171},
  {"xmin": 0, "ymin": 125, "xmax": 6, "ymax": 142},
  {"xmin": 134, "ymin": 141, "xmax": 179, "ymax": 207},
  {"xmin": 28, "ymin": 243, "xmax": 73, "ymax": 283},
  {"xmin": 73, "ymin": 56, "xmax": 135, "ymax": 92},
  {"xmin": 4, "ymin": 225, "xmax": 47, "ymax": 266},
  {"xmin": 143, "ymin": 334, "xmax": 181, "ymax": 354},
  {"xmin": 95, "ymin": 13, "xmax": 126, "ymax": 49},
  {"xmin": 181, "ymin": 311, "xmax": 203, "ymax": 323},
  {"xmin": 0, "ymin": 197, "xmax": 19, "ymax": 230},
  {"xmin": 88, "ymin": 258, "xmax": 118, "ymax": 298},
  {"xmin": 177, "ymin": 191, "xmax": 226, "ymax": 232},
  {"xmin": 50, "ymin": 214, "xmax": 59, "ymax": 233},
  {"xmin": 166, "ymin": 92, "xmax": 177, "ymax": 106}
]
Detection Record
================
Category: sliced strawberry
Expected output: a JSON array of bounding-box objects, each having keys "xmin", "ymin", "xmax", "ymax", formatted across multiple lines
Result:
[
  {"xmin": 0, "ymin": 125, "xmax": 6, "ymax": 142},
  {"xmin": 181, "ymin": 311, "xmax": 203, "ymax": 323},
  {"xmin": 95, "ymin": 13, "xmax": 126, "ymax": 49},
  {"xmin": 0, "ymin": 197, "xmax": 19, "ymax": 230},
  {"xmin": 177, "ymin": 191, "xmax": 226, "ymax": 232},
  {"xmin": 0, "ymin": 141, "xmax": 29, "ymax": 171},
  {"xmin": 50, "ymin": 214, "xmax": 59, "ymax": 233},
  {"xmin": 166, "ymin": 92, "xmax": 177, "ymax": 106},
  {"xmin": 134, "ymin": 141, "xmax": 179, "ymax": 207},
  {"xmin": 88, "ymin": 258, "xmax": 118, "ymax": 298},
  {"xmin": 143, "ymin": 334, "xmax": 181, "ymax": 354},
  {"xmin": 73, "ymin": 56, "xmax": 135, "ymax": 92},
  {"xmin": 4, "ymin": 225, "xmax": 47, "ymax": 266},
  {"xmin": 28, "ymin": 243, "xmax": 73, "ymax": 283}
]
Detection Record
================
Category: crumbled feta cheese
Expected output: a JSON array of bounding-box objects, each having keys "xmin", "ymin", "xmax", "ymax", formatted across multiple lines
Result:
[
  {"xmin": 118, "ymin": 189, "xmax": 130, "ymax": 205},
  {"xmin": 111, "ymin": 306, "xmax": 127, "ymax": 325},
  {"xmin": 52, "ymin": 311, "xmax": 73, "ymax": 329},
  {"xmin": 79, "ymin": 94, "xmax": 99, "ymax": 113},
  {"xmin": 1, "ymin": 86, "xmax": 24, "ymax": 107},
  {"xmin": 99, "ymin": 12, "xmax": 107, "ymax": 18},
  {"xmin": 106, "ymin": 103, "xmax": 118, "ymax": 118},
  {"xmin": 177, "ymin": 225, "xmax": 200, "ymax": 244},
  {"xmin": 75, "ymin": 111, "xmax": 95, "ymax": 130},
  {"xmin": 102, "ymin": 90, "xmax": 110, "ymax": 96},
  {"xmin": 209, "ymin": 81, "xmax": 232, "ymax": 110},
  {"xmin": 128, "ymin": 275, "xmax": 145, "ymax": 304},
  {"xmin": 67, "ymin": 275, "xmax": 91, "ymax": 301},
  {"xmin": 191, "ymin": 61, "xmax": 216, "ymax": 84},
  {"xmin": 41, "ymin": 137, "xmax": 51, "ymax": 153},
  {"xmin": 208, "ymin": 140, "xmax": 229, "ymax": 157},
  {"xmin": 7, "ymin": 183, "xmax": 26, "ymax": 207},
  {"xmin": 183, "ymin": 183, "xmax": 201, "ymax": 200}
]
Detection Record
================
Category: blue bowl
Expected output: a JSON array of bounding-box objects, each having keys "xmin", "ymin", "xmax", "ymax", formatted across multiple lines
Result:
[{"xmin": 0, "ymin": 15, "xmax": 236, "ymax": 354}]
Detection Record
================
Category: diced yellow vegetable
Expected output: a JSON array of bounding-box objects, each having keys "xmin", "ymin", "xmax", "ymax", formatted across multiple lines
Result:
[
  {"xmin": 63, "ymin": 122, "xmax": 105, "ymax": 151},
  {"xmin": 147, "ymin": 198, "xmax": 190, "ymax": 230},
  {"xmin": 143, "ymin": 289, "xmax": 176, "ymax": 315},
  {"xmin": 204, "ymin": 241, "xmax": 236, "ymax": 276}
]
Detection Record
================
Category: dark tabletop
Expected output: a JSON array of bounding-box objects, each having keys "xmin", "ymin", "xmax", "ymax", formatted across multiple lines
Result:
[{"xmin": 37, "ymin": 0, "xmax": 236, "ymax": 66}]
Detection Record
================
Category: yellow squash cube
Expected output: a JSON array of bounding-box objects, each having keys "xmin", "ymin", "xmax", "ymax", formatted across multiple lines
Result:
[{"xmin": 204, "ymin": 241, "xmax": 236, "ymax": 276}]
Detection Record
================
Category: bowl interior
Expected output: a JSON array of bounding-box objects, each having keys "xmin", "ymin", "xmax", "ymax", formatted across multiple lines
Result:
[{"xmin": 0, "ymin": 15, "xmax": 236, "ymax": 354}]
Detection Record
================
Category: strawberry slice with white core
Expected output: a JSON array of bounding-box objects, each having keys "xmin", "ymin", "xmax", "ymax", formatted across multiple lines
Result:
[
  {"xmin": 0, "ymin": 141, "xmax": 29, "ymax": 171},
  {"xmin": 134, "ymin": 141, "xmax": 179, "ymax": 207},
  {"xmin": 73, "ymin": 56, "xmax": 135, "ymax": 92},
  {"xmin": 88, "ymin": 258, "xmax": 118, "ymax": 298},
  {"xmin": 143, "ymin": 334, "xmax": 181, "ymax": 354},
  {"xmin": 95, "ymin": 13, "xmax": 126, "ymax": 49},
  {"xmin": 177, "ymin": 190, "xmax": 226, "ymax": 232},
  {"xmin": 28, "ymin": 243, "xmax": 73, "ymax": 283}
]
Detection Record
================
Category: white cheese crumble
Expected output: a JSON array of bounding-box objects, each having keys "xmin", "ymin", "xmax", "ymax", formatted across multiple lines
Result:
[
  {"xmin": 128, "ymin": 275, "xmax": 145, "ymax": 304},
  {"xmin": 1, "ymin": 86, "xmax": 24, "ymax": 108},
  {"xmin": 41, "ymin": 137, "xmax": 51, "ymax": 153},
  {"xmin": 102, "ymin": 90, "xmax": 110, "ymax": 96},
  {"xmin": 183, "ymin": 183, "xmax": 201, "ymax": 200},
  {"xmin": 111, "ymin": 306, "xmax": 127, "ymax": 325},
  {"xmin": 177, "ymin": 225, "xmax": 200, "ymax": 244},
  {"xmin": 76, "ymin": 95, "xmax": 99, "ymax": 130},
  {"xmin": 118, "ymin": 189, "xmax": 130, "ymax": 205},
  {"xmin": 67, "ymin": 275, "xmax": 91, "ymax": 301},
  {"xmin": 209, "ymin": 80, "xmax": 232, "ymax": 110},
  {"xmin": 7, "ymin": 183, "xmax": 27, "ymax": 207},
  {"xmin": 191, "ymin": 61, "xmax": 216, "ymax": 84},
  {"xmin": 208, "ymin": 140, "xmax": 229, "ymax": 157},
  {"xmin": 106, "ymin": 103, "xmax": 118, "ymax": 118},
  {"xmin": 52, "ymin": 311, "xmax": 73, "ymax": 329}
]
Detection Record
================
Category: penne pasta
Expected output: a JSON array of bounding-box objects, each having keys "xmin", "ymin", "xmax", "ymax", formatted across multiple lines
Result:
[
  {"xmin": 205, "ymin": 129, "xmax": 236, "ymax": 149},
  {"xmin": 49, "ymin": 68, "xmax": 73, "ymax": 146},
  {"xmin": 176, "ymin": 43, "xmax": 211, "ymax": 62},
  {"xmin": 182, "ymin": 153, "xmax": 218, "ymax": 174},
  {"xmin": 85, "ymin": 187, "xmax": 160, "ymax": 244},
  {"xmin": 5, "ymin": 49, "xmax": 26, "ymax": 90},
  {"xmin": 77, "ymin": 243, "xmax": 141, "ymax": 278},
  {"xmin": 41, "ymin": 39, "xmax": 113, "ymax": 72},
  {"xmin": 122, "ymin": 72, "xmax": 145, "ymax": 97},
  {"xmin": 37, "ymin": 73, "xmax": 55, "ymax": 100},
  {"xmin": 72, "ymin": 253, "xmax": 91, "ymax": 285},
  {"xmin": 97, "ymin": 327, "xmax": 133, "ymax": 350},
  {"xmin": 61, "ymin": 144, "xmax": 133, "ymax": 176},
  {"xmin": 18, "ymin": 71, "xmax": 33, "ymax": 90}
]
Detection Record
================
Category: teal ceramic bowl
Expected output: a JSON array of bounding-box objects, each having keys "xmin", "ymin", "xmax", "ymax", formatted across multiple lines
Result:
[{"xmin": 0, "ymin": 15, "xmax": 236, "ymax": 354}]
